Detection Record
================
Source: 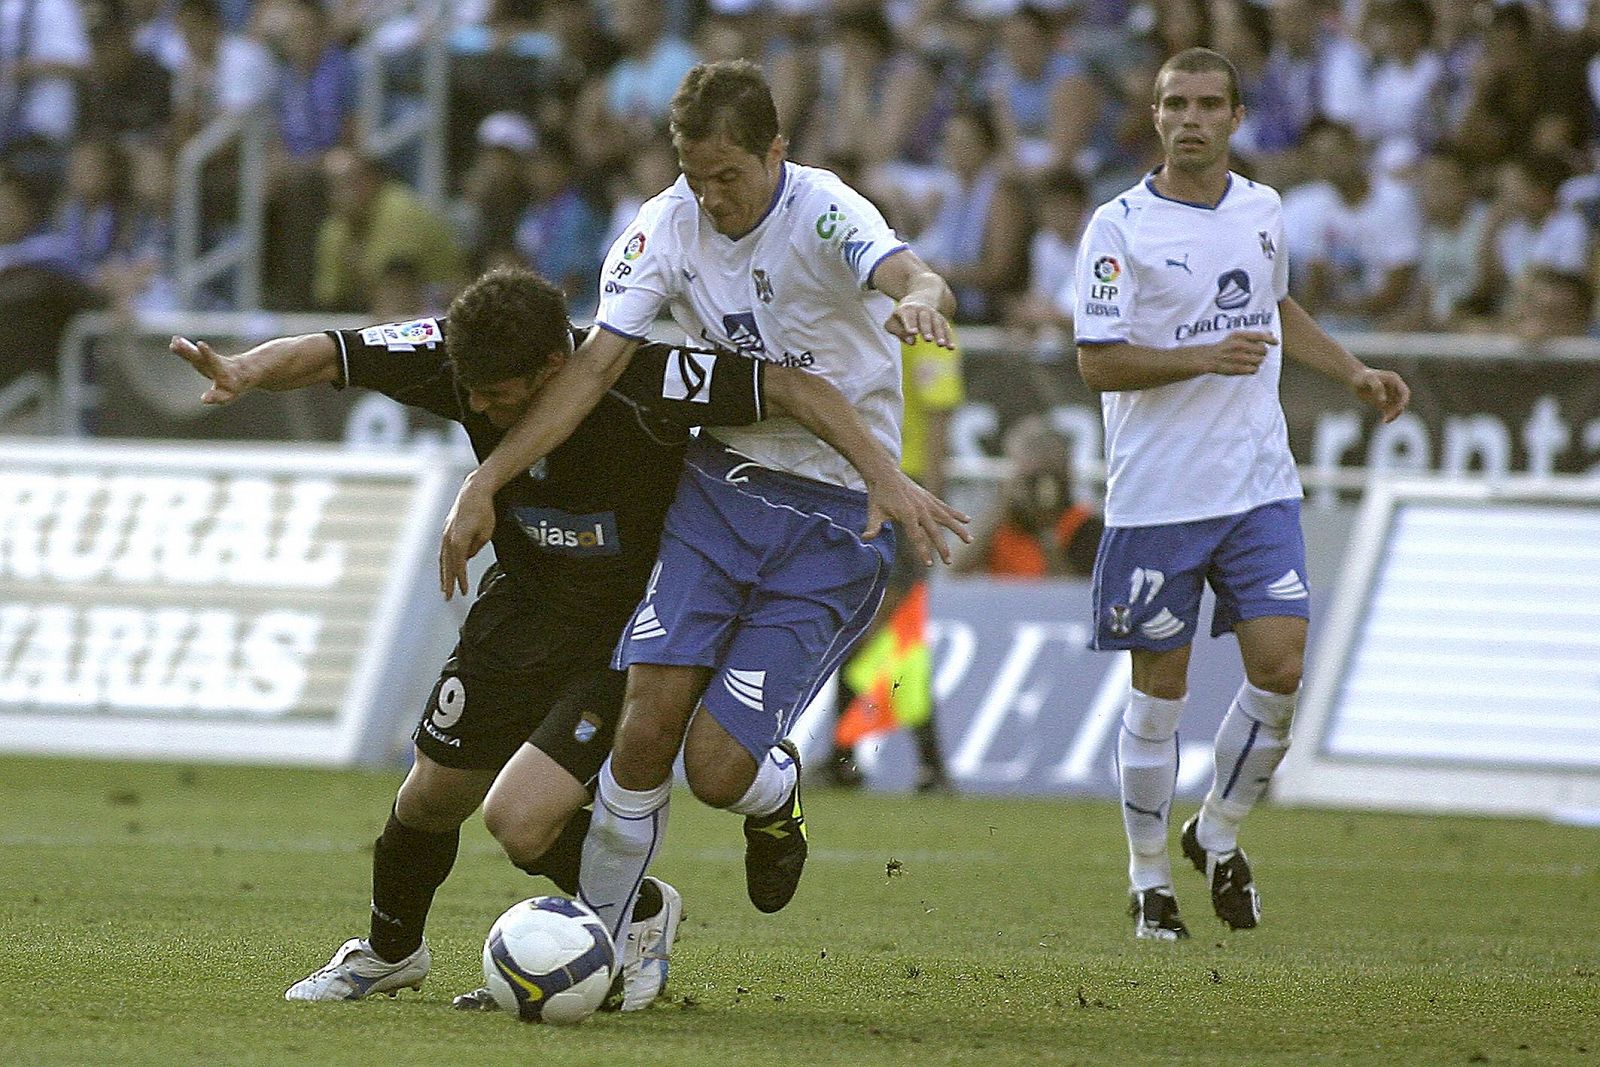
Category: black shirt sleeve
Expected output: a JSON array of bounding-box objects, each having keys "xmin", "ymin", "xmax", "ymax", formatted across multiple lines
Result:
[
  {"xmin": 610, "ymin": 342, "xmax": 765, "ymax": 430},
  {"xmin": 327, "ymin": 318, "xmax": 463, "ymax": 422}
]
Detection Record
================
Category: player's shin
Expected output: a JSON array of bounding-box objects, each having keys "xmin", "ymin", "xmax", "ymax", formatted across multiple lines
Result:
[
  {"xmin": 369, "ymin": 805, "xmax": 460, "ymax": 963},
  {"xmin": 580, "ymin": 758, "xmax": 672, "ymax": 960},
  {"xmin": 1117, "ymin": 692, "xmax": 1186, "ymax": 890},
  {"xmin": 1197, "ymin": 683, "xmax": 1295, "ymax": 853}
]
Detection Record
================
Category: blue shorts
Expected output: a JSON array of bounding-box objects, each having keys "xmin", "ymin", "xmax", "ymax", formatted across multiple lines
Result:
[
  {"xmin": 1090, "ymin": 499, "xmax": 1310, "ymax": 651},
  {"xmin": 613, "ymin": 435, "xmax": 896, "ymax": 760}
]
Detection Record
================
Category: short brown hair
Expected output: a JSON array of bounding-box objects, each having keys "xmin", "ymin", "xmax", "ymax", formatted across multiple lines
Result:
[
  {"xmin": 1154, "ymin": 47, "xmax": 1241, "ymax": 110},
  {"xmin": 445, "ymin": 267, "xmax": 571, "ymax": 389},
  {"xmin": 669, "ymin": 60, "xmax": 780, "ymax": 157}
]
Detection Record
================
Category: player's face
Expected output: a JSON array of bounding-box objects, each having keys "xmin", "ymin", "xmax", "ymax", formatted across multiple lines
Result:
[
  {"xmin": 465, "ymin": 354, "xmax": 564, "ymax": 429},
  {"xmin": 676, "ymin": 133, "xmax": 785, "ymax": 238},
  {"xmin": 1151, "ymin": 70, "xmax": 1242, "ymax": 173}
]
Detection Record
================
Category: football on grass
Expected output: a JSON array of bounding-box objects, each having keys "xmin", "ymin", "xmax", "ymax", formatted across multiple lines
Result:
[{"xmin": 482, "ymin": 896, "xmax": 616, "ymax": 1024}]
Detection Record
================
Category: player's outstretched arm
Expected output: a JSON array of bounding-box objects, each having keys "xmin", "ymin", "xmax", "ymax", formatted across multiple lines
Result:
[
  {"xmin": 169, "ymin": 333, "xmax": 339, "ymax": 404},
  {"xmin": 1279, "ymin": 297, "xmax": 1409, "ymax": 423},
  {"xmin": 763, "ymin": 364, "xmax": 971, "ymax": 565},
  {"xmin": 438, "ymin": 326, "xmax": 641, "ymax": 598},
  {"xmin": 1077, "ymin": 331, "xmax": 1277, "ymax": 391},
  {"xmin": 872, "ymin": 248, "xmax": 957, "ymax": 349}
]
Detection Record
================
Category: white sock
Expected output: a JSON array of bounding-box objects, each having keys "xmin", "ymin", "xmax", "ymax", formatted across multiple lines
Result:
[
  {"xmin": 579, "ymin": 758, "xmax": 672, "ymax": 959},
  {"xmin": 1118, "ymin": 691, "xmax": 1185, "ymax": 891},
  {"xmin": 1198, "ymin": 683, "xmax": 1296, "ymax": 854},
  {"xmin": 725, "ymin": 745, "xmax": 797, "ymax": 816}
]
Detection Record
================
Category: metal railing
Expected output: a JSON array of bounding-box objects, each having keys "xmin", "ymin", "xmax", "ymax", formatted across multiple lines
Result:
[
  {"xmin": 174, "ymin": 107, "xmax": 269, "ymax": 310},
  {"xmin": 357, "ymin": 2, "xmax": 451, "ymax": 212}
]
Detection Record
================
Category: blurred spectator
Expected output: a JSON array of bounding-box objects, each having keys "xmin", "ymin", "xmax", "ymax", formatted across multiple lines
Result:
[
  {"xmin": 100, "ymin": 141, "xmax": 177, "ymax": 313},
  {"xmin": 1478, "ymin": 153, "xmax": 1589, "ymax": 310},
  {"xmin": 1456, "ymin": 3, "xmax": 1590, "ymax": 165},
  {"xmin": 314, "ymin": 148, "xmax": 463, "ymax": 311},
  {"xmin": 0, "ymin": 164, "xmax": 96, "ymax": 390},
  {"xmin": 171, "ymin": 0, "xmax": 276, "ymax": 140},
  {"xmin": 56, "ymin": 137, "xmax": 128, "ymax": 274},
  {"xmin": 985, "ymin": 3, "xmax": 1092, "ymax": 172},
  {"xmin": 912, "ymin": 104, "xmax": 1028, "ymax": 323},
  {"xmin": 775, "ymin": 6, "xmax": 899, "ymax": 168},
  {"xmin": 1355, "ymin": 0, "xmax": 1444, "ymax": 160},
  {"xmin": 270, "ymin": 0, "xmax": 358, "ymax": 162},
  {"xmin": 603, "ymin": 133, "xmax": 678, "ymax": 245},
  {"xmin": 0, "ymin": 0, "xmax": 91, "ymax": 150},
  {"xmin": 1005, "ymin": 167, "xmax": 1086, "ymax": 339},
  {"xmin": 78, "ymin": 0, "xmax": 172, "ymax": 143},
  {"xmin": 460, "ymin": 111, "xmax": 537, "ymax": 270},
  {"xmin": 576, "ymin": 0, "xmax": 700, "ymax": 147},
  {"xmin": 368, "ymin": 255, "xmax": 434, "ymax": 321},
  {"xmin": 1257, "ymin": 0, "xmax": 1327, "ymax": 162},
  {"xmin": 952, "ymin": 415, "xmax": 1102, "ymax": 578},
  {"xmin": 512, "ymin": 131, "xmax": 605, "ymax": 315},
  {"xmin": 1409, "ymin": 145, "xmax": 1490, "ymax": 328},
  {"xmin": 1282, "ymin": 120, "xmax": 1420, "ymax": 321},
  {"xmin": 1501, "ymin": 266, "xmax": 1594, "ymax": 340}
]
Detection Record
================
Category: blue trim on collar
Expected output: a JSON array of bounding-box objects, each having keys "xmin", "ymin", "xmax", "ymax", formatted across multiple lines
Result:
[{"xmin": 1144, "ymin": 168, "xmax": 1233, "ymax": 210}]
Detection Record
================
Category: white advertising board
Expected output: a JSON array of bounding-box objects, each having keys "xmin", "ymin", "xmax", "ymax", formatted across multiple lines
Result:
[{"xmin": 0, "ymin": 439, "xmax": 459, "ymax": 765}]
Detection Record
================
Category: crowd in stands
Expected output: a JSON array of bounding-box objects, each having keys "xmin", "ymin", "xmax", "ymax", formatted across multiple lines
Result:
[{"xmin": 5, "ymin": 0, "xmax": 1600, "ymax": 385}]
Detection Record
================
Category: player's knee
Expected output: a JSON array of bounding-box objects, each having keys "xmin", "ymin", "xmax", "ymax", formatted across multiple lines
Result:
[
  {"xmin": 394, "ymin": 752, "xmax": 483, "ymax": 833},
  {"xmin": 1246, "ymin": 655, "xmax": 1303, "ymax": 698},
  {"xmin": 482, "ymin": 796, "xmax": 560, "ymax": 867}
]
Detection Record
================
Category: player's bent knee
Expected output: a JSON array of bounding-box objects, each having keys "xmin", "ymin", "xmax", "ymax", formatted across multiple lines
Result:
[
  {"xmin": 1246, "ymin": 657, "xmax": 1303, "ymax": 698},
  {"xmin": 394, "ymin": 749, "xmax": 490, "ymax": 832},
  {"xmin": 682, "ymin": 715, "xmax": 758, "ymax": 809},
  {"xmin": 482, "ymin": 797, "xmax": 561, "ymax": 867}
]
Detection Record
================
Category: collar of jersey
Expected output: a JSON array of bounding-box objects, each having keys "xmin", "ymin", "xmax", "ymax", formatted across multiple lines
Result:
[
  {"xmin": 1144, "ymin": 167, "xmax": 1233, "ymax": 211},
  {"xmin": 717, "ymin": 161, "xmax": 790, "ymax": 242}
]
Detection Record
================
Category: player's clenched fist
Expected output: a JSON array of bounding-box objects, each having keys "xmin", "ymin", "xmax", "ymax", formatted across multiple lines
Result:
[{"xmin": 1203, "ymin": 330, "xmax": 1277, "ymax": 376}]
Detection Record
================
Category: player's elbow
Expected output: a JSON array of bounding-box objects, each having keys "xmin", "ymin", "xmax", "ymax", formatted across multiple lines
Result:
[{"xmin": 1076, "ymin": 346, "xmax": 1114, "ymax": 391}]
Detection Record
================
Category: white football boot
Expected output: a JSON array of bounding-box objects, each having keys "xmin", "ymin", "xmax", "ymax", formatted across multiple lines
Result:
[
  {"xmin": 285, "ymin": 938, "xmax": 430, "ymax": 1001},
  {"xmin": 614, "ymin": 877, "xmax": 684, "ymax": 1011}
]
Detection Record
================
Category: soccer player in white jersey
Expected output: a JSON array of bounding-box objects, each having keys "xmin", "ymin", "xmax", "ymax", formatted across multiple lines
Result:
[
  {"xmin": 1074, "ymin": 48, "xmax": 1409, "ymax": 941},
  {"xmin": 438, "ymin": 60, "xmax": 967, "ymax": 964}
]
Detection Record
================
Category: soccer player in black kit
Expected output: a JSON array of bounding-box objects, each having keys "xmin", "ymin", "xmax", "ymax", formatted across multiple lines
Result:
[{"xmin": 171, "ymin": 267, "xmax": 953, "ymax": 1011}]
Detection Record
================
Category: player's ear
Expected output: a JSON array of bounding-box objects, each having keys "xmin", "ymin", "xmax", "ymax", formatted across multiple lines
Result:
[{"xmin": 766, "ymin": 135, "xmax": 786, "ymax": 169}]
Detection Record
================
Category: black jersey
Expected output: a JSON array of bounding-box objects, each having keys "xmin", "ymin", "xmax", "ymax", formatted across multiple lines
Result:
[{"xmin": 330, "ymin": 319, "xmax": 765, "ymax": 637}]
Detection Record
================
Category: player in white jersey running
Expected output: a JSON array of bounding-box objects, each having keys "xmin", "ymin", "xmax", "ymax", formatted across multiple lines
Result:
[
  {"xmin": 438, "ymin": 60, "xmax": 967, "ymax": 966},
  {"xmin": 1074, "ymin": 48, "xmax": 1409, "ymax": 941}
]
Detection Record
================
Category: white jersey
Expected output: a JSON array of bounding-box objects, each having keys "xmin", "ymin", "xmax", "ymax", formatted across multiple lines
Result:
[
  {"xmin": 1075, "ymin": 171, "xmax": 1300, "ymax": 527},
  {"xmin": 595, "ymin": 161, "xmax": 908, "ymax": 490}
]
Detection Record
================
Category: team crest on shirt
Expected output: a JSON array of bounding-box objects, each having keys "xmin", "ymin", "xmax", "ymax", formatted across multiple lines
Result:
[
  {"xmin": 1093, "ymin": 256, "xmax": 1121, "ymax": 283},
  {"xmin": 753, "ymin": 268, "xmax": 774, "ymax": 303},
  {"xmin": 1214, "ymin": 270, "xmax": 1251, "ymax": 310},
  {"xmin": 1259, "ymin": 231, "xmax": 1276, "ymax": 260},
  {"xmin": 623, "ymin": 232, "xmax": 646, "ymax": 260}
]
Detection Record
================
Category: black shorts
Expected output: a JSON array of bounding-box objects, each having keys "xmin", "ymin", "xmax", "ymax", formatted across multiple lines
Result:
[{"xmin": 412, "ymin": 566, "xmax": 628, "ymax": 784}]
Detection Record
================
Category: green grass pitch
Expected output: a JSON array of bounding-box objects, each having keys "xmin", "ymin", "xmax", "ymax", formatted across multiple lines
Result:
[{"xmin": 2, "ymin": 755, "xmax": 1596, "ymax": 1065}]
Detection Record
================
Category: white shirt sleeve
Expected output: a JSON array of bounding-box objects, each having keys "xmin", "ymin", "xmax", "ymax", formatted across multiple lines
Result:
[
  {"xmin": 594, "ymin": 198, "xmax": 675, "ymax": 339},
  {"xmin": 1072, "ymin": 208, "xmax": 1136, "ymax": 344},
  {"xmin": 803, "ymin": 178, "xmax": 907, "ymax": 291}
]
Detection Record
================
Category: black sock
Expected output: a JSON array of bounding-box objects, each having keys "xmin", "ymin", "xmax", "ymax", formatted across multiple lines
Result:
[
  {"xmin": 368, "ymin": 806, "xmax": 459, "ymax": 963},
  {"xmin": 513, "ymin": 807, "xmax": 591, "ymax": 896},
  {"xmin": 912, "ymin": 716, "xmax": 944, "ymax": 773}
]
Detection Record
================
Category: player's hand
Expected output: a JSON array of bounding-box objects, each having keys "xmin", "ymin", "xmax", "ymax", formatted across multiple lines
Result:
[
  {"xmin": 1204, "ymin": 330, "xmax": 1277, "ymax": 375},
  {"xmin": 863, "ymin": 468, "xmax": 971, "ymax": 566},
  {"xmin": 439, "ymin": 476, "xmax": 496, "ymax": 600},
  {"xmin": 884, "ymin": 300, "xmax": 954, "ymax": 349},
  {"xmin": 1352, "ymin": 366, "xmax": 1410, "ymax": 423},
  {"xmin": 170, "ymin": 336, "xmax": 252, "ymax": 404}
]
